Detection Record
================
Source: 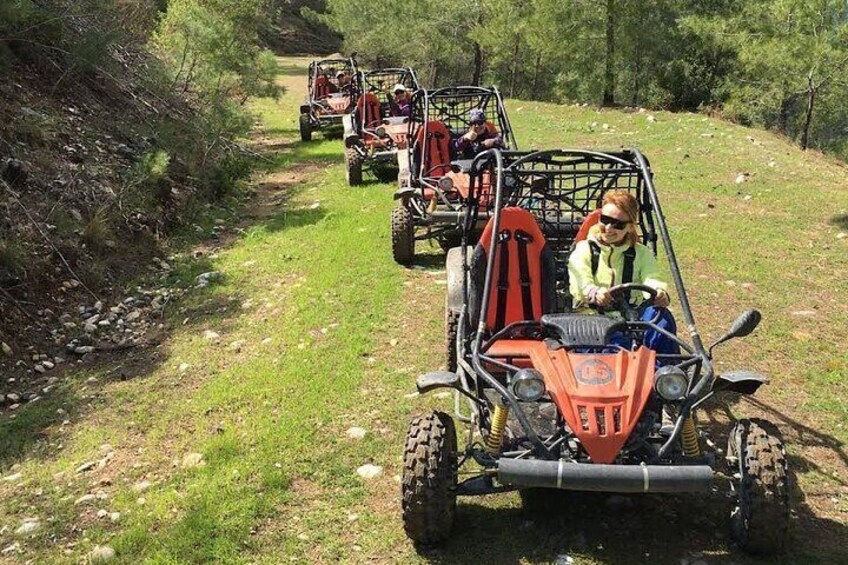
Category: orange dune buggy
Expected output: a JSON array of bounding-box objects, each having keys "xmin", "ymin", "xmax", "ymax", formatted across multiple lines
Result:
[
  {"xmin": 402, "ymin": 148, "xmax": 790, "ymax": 555},
  {"xmin": 299, "ymin": 57, "xmax": 358, "ymax": 141},
  {"xmin": 390, "ymin": 86, "xmax": 517, "ymax": 264},
  {"xmin": 342, "ymin": 67, "xmax": 420, "ymax": 185}
]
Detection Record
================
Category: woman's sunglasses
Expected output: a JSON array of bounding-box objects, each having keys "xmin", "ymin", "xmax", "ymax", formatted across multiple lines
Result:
[{"xmin": 599, "ymin": 214, "xmax": 630, "ymax": 230}]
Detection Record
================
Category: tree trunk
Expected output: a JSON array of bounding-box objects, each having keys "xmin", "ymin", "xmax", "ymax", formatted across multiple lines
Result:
[
  {"xmin": 509, "ymin": 38, "xmax": 520, "ymax": 98},
  {"xmin": 532, "ymin": 54, "xmax": 542, "ymax": 96},
  {"xmin": 471, "ymin": 12, "xmax": 484, "ymax": 86},
  {"xmin": 801, "ymin": 74, "xmax": 815, "ymax": 150},
  {"xmin": 602, "ymin": 0, "xmax": 615, "ymax": 106},
  {"xmin": 430, "ymin": 59, "xmax": 440, "ymax": 88},
  {"xmin": 632, "ymin": 37, "xmax": 641, "ymax": 106},
  {"xmin": 472, "ymin": 41, "xmax": 483, "ymax": 86},
  {"xmin": 778, "ymin": 94, "xmax": 790, "ymax": 134}
]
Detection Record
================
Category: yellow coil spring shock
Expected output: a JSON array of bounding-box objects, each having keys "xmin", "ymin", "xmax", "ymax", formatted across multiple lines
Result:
[
  {"xmin": 486, "ymin": 404, "xmax": 509, "ymax": 453},
  {"xmin": 681, "ymin": 415, "xmax": 701, "ymax": 457}
]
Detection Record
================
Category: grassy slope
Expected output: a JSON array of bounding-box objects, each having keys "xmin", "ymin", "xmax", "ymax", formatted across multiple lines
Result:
[{"xmin": 0, "ymin": 57, "xmax": 846, "ymax": 564}]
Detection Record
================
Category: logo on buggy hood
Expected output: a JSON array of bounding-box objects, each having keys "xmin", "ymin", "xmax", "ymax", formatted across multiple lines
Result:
[{"xmin": 574, "ymin": 359, "xmax": 614, "ymax": 386}]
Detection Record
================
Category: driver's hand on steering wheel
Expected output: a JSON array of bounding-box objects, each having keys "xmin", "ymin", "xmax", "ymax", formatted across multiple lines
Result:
[
  {"xmin": 594, "ymin": 287, "xmax": 612, "ymax": 308},
  {"xmin": 653, "ymin": 289, "xmax": 670, "ymax": 308}
]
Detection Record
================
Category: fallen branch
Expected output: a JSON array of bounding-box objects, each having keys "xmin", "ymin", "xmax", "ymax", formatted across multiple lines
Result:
[{"xmin": 0, "ymin": 285, "xmax": 42, "ymax": 327}]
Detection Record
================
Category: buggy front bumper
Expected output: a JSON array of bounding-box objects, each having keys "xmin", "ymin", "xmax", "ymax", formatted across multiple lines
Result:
[{"xmin": 498, "ymin": 459, "xmax": 714, "ymax": 493}]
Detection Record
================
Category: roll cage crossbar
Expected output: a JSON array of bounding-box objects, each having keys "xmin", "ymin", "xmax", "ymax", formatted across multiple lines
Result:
[
  {"xmin": 460, "ymin": 148, "xmax": 714, "ymax": 463},
  {"xmin": 354, "ymin": 67, "xmax": 420, "ymax": 97}
]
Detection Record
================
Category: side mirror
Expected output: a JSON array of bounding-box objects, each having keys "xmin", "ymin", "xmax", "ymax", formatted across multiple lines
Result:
[
  {"xmin": 709, "ymin": 309, "xmax": 761, "ymax": 355},
  {"xmin": 712, "ymin": 370, "xmax": 768, "ymax": 394},
  {"xmin": 729, "ymin": 309, "xmax": 761, "ymax": 337}
]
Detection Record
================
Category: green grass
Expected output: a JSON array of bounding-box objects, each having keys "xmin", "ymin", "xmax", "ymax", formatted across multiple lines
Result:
[{"xmin": 0, "ymin": 57, "xmax": 846, "ymax": 564}]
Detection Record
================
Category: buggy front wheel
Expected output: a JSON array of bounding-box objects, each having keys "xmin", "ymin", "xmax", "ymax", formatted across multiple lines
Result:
[
  {"xmin": 299, "ymin": 114, "xmax": 312, "ymax": 142},
  {"xmin": 728, "ymin": 418, "xmax": 790, "ymax": 554},
  {"xmin": 391, "ymin": 204, "xmax": 415, "ymax": 265},
  {"xmin": 402, "ymin": 411, "xmax": 458, "ymax": 545},
  {"xmin": 345, "ymin": 147, "xmax": 363, "ymax": 186}
]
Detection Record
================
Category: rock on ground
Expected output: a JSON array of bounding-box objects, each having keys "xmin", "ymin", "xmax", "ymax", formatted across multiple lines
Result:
[
  {"xmin": 181, "ymin": 452, "xmax": 205, "ymax": 468},
  {"xmin": 87, "ymin": 545, "xmax": 116, "ymax": 562},
  {"xmin": 356, "ymin": 464, "xmax": 383, "ymax": 479},
  {"xmin": 15, "ymin": 519, "xmax": 40, "ymax": 536},
  {"xmin": 346, "ymin": 427, "xmax": 367, "ymax": 439}
]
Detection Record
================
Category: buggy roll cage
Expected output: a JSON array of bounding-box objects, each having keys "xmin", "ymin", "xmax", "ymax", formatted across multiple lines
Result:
[
  {"xmin": 348, "ymin": 67, "xmax": 420, "ymax": 143},
  {"xmin": 405, "ymin": 86, "xmax": 517, "ymax": 204},
  {"xmin": 353, "ymin": 67, "xmax": 420, "ymax": 98},
  {"xmin": 457, "ymin": 148, "xmax": 714, "ymax": 463},
  {"xmin": 304, "ymin": 57, "xmax": 359, "ymax": 113}
]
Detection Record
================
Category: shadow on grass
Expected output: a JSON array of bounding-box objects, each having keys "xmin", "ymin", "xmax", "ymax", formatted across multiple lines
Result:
[
  {"xmin": 423, "ymin": 492, "xmax": 734, "ymax": 565},
  {"xmin": 408, "ymin": 251, "xmax": 449, "ymax": 271},
  {"xmin": 697, "ymin": 394, "xmax": 848, "ymax": 563},
  {"xmin": 829, "ymin": 214, "xmax": 848, "ymax": 230},
  {"xmin": 421, "ymin": 487, "xmax": 848, "ymax": 564},
  {"xmin": 0, "ymin": 175, "xmax": 329, "ymax": 470},
  {"xmin": 420, "ymin": 392, "xmax": 848, "ymax": 564}
]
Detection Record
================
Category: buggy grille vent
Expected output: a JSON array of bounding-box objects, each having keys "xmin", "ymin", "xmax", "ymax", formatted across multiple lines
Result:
[
  {"xmin": 595, "ymin": 408, "xmax": 606, "ymax": 436},
  {"xmin": 578, "ymin": 405, "xmax": 590, "ymax": 431},
  {"xmin": 574, "ymin": 404, "xmax": 625, "ymax": 437}
]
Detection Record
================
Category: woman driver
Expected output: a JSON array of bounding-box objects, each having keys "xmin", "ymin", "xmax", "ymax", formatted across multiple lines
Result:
[{"xmin": 567, "ymin": 190, "xmax": 679, "ymax": 356}]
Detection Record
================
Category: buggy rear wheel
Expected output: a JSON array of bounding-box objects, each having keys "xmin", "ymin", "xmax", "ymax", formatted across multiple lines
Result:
[
  {"xmin": 728, "ymin": 418, "xmax": 790, "ymax": 554},
  {"xmin": 402, "ymin": 411, "xmax": 458, "ymax": 545},
  {"xmin": 345, "ymin": 147, "xmax": 363, "ymax": 186},
  {"xmin": 299, "ymin": 113, "xmax": 312, "ymax": 142},
  {"xmin": 391, "ymin": 204, "xmax": 415, "ymax": 265}
]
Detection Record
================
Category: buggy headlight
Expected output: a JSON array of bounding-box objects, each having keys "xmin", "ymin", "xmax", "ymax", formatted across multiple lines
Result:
[
  {"xmin": 512, "ymin": 369, "xmax": 546, "ymax": 401},
  {"xmin": 654, "ymin": 366, "xmax": 688, "ymax": 401},
  {"xmin": 438, "ymin": 176, "xmax": 454, "ymax": 191},
  {"xmin": 375, "ymin": 125, "xmax": 387, "ymax": 137}
]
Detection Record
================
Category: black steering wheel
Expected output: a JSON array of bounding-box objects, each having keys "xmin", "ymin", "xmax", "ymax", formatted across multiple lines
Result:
[{"xmin": 606, "ymin": 283, "xmax": 658, "ymax": 321}]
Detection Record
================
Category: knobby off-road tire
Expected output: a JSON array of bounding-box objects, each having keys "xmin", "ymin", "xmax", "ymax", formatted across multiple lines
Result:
[
  {"xmin": 345, "ymin": 147, "xmax": 363, "ymax": 186},
  {"xmin": 445, "ymin": 308, "xmax": 459, "ymax": 373},
  {"xmin": 728, "ymin": 418, "xmax": 790, "ymax": 555},
  {"xmin": 402, "ymin": 411, "xmax": 458, "ymax": 545},
  {"xmin": 391, "ymin": 204, "xmax": 415, "ymax": 265},
  {"xmin": 299, "ymin": 113, "xmax": 312, "ymax": 142}
]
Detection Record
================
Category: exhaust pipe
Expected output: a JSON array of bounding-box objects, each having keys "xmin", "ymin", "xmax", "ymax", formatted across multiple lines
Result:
[{"xmin": 498, "ymin": 459, "xmax": 714, "ymax": 493}]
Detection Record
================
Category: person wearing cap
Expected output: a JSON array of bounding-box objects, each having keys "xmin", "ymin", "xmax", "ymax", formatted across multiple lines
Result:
[
  {"xmin": 335, "ymin": 70, "xmax": 353, "ymax": 93},
  {"xmin": 388, "ymin": 83, "xmax": 412, "ymax": 117},
  {"xmin": 452, "ymin": 108, "xmax": 503, "ymax": 159}
]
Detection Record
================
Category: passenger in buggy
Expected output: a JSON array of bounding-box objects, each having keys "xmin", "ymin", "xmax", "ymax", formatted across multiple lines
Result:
[
  {"xmin": 388, "ymin": 83, "xmax": 412, "ymax": 117},
  {"xmin": 567, "ymin": 190, "xmax": 680, "ymax": 357},
  {"xmin": 336, "ymin": 70, "xmax": 353, "ymax": 93},
  {"xmin": 452, "ymin": 108, "xmax": 503, "ymax": 159}
]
